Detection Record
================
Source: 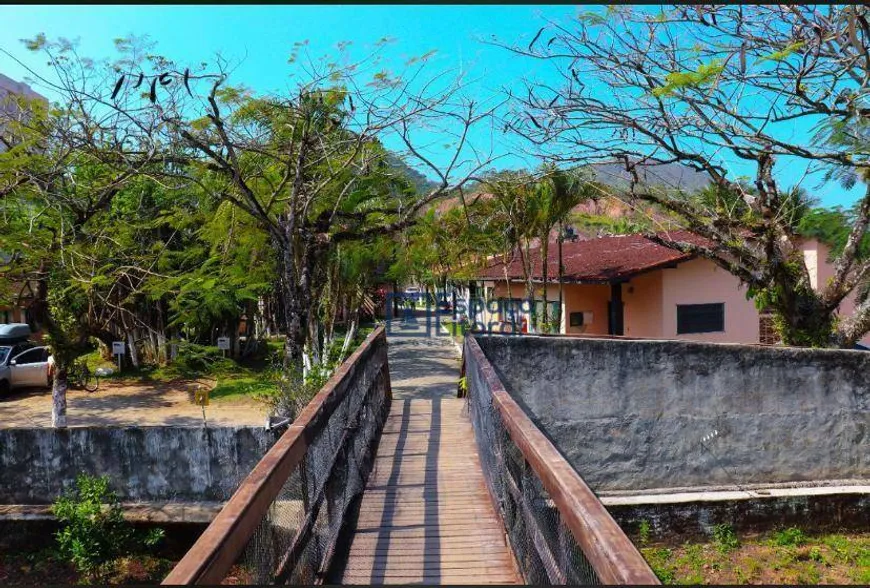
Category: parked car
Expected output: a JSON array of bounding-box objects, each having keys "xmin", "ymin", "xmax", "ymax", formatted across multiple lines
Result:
[
  {"xmin": 0, "ymin": 324, "xmax": 51, "ymax": 394},
  {"xmin": 0, "ymin": 343, "xmax": 51, "ymax": 394}
]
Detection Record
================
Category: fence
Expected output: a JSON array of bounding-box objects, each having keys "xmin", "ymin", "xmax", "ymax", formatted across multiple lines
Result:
[
  {"xmin": 464, "ymin": 334, "xmax": 659, "ymax": 585},
  {"xmin": 162, "ymin": 326, "xmax": 391, "ymax": 585}
]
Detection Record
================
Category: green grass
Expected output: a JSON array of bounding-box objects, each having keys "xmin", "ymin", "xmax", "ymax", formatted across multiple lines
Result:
[
  {"xmin": 74, "ymin": 330, "xmax": 370, "ymax": 405},
  {"xmin": 75, "ymin": 342, "xmax": 282, "ymax": 403},
  {"xmin": 210, "ymin": 375, "xmax": 278, "ymax": 402},
  {"xmin": 78, "ymin": 349, "xmax": 182, "ymax": 384},
  {"xmin": 639, "ymin": 528, "xmax": 870, "ymax": 585},
  {"xmin": 441, "ymin": 319, "xmax": 465, "ymax": 345}
]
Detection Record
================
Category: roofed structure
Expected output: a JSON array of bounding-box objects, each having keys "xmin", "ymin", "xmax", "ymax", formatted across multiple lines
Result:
[{"xmin": 478, "ymin": 231, "xmax": 711, "ymax": 284}]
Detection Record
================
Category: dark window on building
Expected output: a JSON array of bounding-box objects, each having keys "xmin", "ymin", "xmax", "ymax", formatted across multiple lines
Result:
[
  {"xmin": 569, "ymin": 312, "xmax": 585, "ymax": 327},
  {"xmin": 677, "ymin": 303, "xmax": 724, "ymax": 334}
]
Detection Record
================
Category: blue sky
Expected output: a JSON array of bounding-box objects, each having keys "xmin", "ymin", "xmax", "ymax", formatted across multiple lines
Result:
[{"xmin": 0, "ymin": 5, "xmax": 862, "ymax": 208}]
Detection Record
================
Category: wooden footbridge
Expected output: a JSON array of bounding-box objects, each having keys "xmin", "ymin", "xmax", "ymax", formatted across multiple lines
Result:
[{"xmin": 162, "ymin": 326, "xmax": 658, "ymax": 585}]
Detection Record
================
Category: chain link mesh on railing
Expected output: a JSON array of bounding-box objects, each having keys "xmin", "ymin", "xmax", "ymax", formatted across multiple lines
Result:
[
  {"xmin": 464, "ymin": 334, "xmax": 660, "ymax": 586},
  {"xmin": 233, "ymin": 363, "xmax": 389, "ymax": 584},
  {"xmin": 465, "ymin": 349, "xmax": 600, "ymax": 585},
  {"xmin": 163, "ymin": 327, "xmax": 391, "ymax": 586}
]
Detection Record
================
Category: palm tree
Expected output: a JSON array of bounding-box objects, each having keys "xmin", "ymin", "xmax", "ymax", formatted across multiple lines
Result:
[
  {"xmin": 487, "ymin": 171, "xmax": 540, "ymax": 314},
  {"xmin": 531, "ymin": 165, "xmax": 597, "ymax": 332}
]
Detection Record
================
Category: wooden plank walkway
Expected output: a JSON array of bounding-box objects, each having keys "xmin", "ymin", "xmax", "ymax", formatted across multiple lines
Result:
[{"xmin": 331, "ymin": 398, "xmax": 522, "ymax": 585}]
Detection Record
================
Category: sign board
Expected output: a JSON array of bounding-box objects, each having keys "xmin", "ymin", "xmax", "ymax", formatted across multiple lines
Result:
[
  {"xmin": 194, "ymin": 388, "xmax": 209, "ymax": 406},
  {"xmin": 112, "ymin": 341, "xmax": 126, "ymax": 355},
  {"xmin": 217, "ymin": 337, "xmax": 230, "ymax": 351}
]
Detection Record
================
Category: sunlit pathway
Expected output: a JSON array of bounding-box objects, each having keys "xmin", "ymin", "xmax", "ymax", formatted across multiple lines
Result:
[
  {"xmin": 330, "ymin": 316, "xmax": 520, "ymax": 584},
  {"xmin": 384, "ymin": 316, "xmax": 462, "ymax": 400}
]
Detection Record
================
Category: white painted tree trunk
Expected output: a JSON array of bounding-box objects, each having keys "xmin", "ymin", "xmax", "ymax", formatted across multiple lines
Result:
[
  {"xmin": 302, "ymin": 349, "xmax": 312, "ymax": 380},
  {"xmin": 127, "ymin": 332, "xmax": 140, "ymax": 368},
  {"xmin": 51, "ymin": 372, "xmax": 67, "ymax": 428},
  {"xmin": 337, "ymin": 319, "xmax": 358, "ymax": 366},
  {"xmin": 156, "ymin": 330, "xmax": 167, "ymax": 364}
]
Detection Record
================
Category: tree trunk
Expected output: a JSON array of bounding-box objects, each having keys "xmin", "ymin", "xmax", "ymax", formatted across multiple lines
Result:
[
  {"xmin": 337, "ymin": 310, "xmax": 359, "ymax": 365},
  {"xmin": 518, "ymin": 242, "xmax": 535, "ymax": 332},
  {"xmin": 126, "ymin": 331, "xmax": 140, "ymax": 368},
  {"xmin": 156, "ymin": 330, "xmax": 167, "ymax": 365},
  {"xmin": 51, "ymin": 367, "xmax": 68, "ymax": 428},
  {"xmin": 541, "ymin": 236, "xmax": 550, "ymax": 330},
  {"xmin": 279, "ymin": 255, "xmax": 311, "ymax": 377},
  {"xmin": 774, "ymin": 289, "xmax": 835, "ymax": 347},
  {"xmin": 231, "ymin": 320, "xmax": 241, "ymax": 359}
]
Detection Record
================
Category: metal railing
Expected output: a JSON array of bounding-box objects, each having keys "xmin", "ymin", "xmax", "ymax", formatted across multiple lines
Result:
[
  {"xmin": 464, "ymin": 334, "xmax": 659, "ymax": 585},
  {"xmin": 163, "ymin": 326, "xmax": 391, "ymax": 585}
]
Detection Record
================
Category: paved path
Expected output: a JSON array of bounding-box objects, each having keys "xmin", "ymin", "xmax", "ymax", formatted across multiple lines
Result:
[
  {"xmin": 331, "ymin": 317, "xmax": 520, "ymax": 584},
  {"xmin": 384, "ymin": 317, "xmax": 462, "ymax": 399}
]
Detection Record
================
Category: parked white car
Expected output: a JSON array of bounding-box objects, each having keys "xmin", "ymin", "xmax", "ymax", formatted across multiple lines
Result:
[
  {"xmin": 0, "ymin": 324, "xmax": 51, "ymax": 395},
  {"xmin": 0, "ymin": 343, "xmax": 50, "ymax": 394}
]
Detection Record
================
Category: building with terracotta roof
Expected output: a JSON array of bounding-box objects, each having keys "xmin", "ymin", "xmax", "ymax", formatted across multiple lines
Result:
[{"xmin": 463, "ymin": 232, "xmax": 865, "ymax": 346}]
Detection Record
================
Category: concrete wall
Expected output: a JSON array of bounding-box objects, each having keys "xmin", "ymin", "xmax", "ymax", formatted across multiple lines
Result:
[
  {"xmin": 609, "ymin": 489, "xmax": 870, "ymax": 542},
  {"xmin": 0, "ymin": 426, "xmax": 278, "ymax": 504},
  {"xmin": 474, "ymin": 335, "xmax": 870, "ymax": 492}
]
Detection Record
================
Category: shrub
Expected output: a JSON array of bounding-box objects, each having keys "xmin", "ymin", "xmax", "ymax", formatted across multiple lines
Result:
[
  {"xmin": 639, "ymin": 519, "xmax": 652, "ymax": 545},
  {"xmin": 712, "ymin": 523, "xmax": 740, "ymax": 553},
  {"xmin": 170, "ymin": 341, "xmax": 230, "ymax": 375},
  {"xmin": 53, "ymin": 474, "xmax": 163, "ymax": 583},
  {"xmin": 773, "ymin": 527, "xmax": 807, "ymax": 547},
  {"xmin": 641, "ymin": 547, "xmax": 675, "ymax": 583}
]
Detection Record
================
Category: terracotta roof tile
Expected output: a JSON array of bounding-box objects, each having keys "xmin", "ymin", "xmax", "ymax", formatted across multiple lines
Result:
[{"xmin": 479, "ymin": 231, "xmax": 709, "ymax": 283}]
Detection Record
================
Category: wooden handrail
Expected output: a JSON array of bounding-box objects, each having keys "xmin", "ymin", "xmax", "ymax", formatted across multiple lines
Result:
[
  {"xmin": 163, "ymin": 326, "xmax": 388, "ymax": 585},
  {"xmin": 465, "ymin": 335, "xmax": 660, "ymax": 585}
]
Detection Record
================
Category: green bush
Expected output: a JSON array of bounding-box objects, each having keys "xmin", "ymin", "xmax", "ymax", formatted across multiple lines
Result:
[
  {"xmin": 639, "ymin": 519, "xmax": 652, "ymax": 545},
  {"xmin": 773, "ymin": 527, "xmax": 807, "ymax": 547},
  {"xmin": 53, "ymin": 474, "xmax": 163, "ymax": 584},
  {"xmin": 260, "ymin": 326, "xmax": 373, "ymax": 420},
  {"xmin": 171, "ymin": 341, "xmax": 232, "ymax": 375},
  {"xmin": 711, "ymin": 523, "xmax": 740, "ymax": 553}
]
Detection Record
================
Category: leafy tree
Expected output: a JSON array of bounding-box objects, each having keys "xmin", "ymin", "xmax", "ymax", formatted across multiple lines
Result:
[
  {"xmin": 484, "ymin": 169, "xmax": 542, "ymax": 304},
  {"xmin": 0, "ymin": 73, "xmax": 162, "ymax": 425},
  {"xmin": 504, "ymin": 5, "xmax": 870, "ymax": 346},
  {"xmin": 7, "ymin": 35, "xmax": 495, "ymax": 418},
  {"xmin": 91, "ymin": 38, "xmax": 493, "ymax": 382},
  {"xmin": 388, "ymin": 191, "xmax": 507, "ymax": 305},
  {"xmin": 529, "ymin": 165, "xmax": 598, "ymax": 328}
]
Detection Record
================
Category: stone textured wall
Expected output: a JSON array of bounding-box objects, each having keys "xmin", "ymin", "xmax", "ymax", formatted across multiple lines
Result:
[
  {"xmin": 474, "ymin": 335, "xmax": 870, "ymax": 492},
  {"xmin": 0, "ymin": 426, "xmax": 278, "ymax": 504}
]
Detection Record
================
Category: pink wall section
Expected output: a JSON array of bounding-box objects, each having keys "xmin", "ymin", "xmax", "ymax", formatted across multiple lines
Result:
[
  {"xmin": 658, "ymin": 258, "xmax": 760, "ymax": 344},
  {"xmin": 560, "ymin": 283, "xmax": 610, "ymax": 335},
  {"xmin": 623, "ymin": 270, "xmax": 664, "ymax": 339}
]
